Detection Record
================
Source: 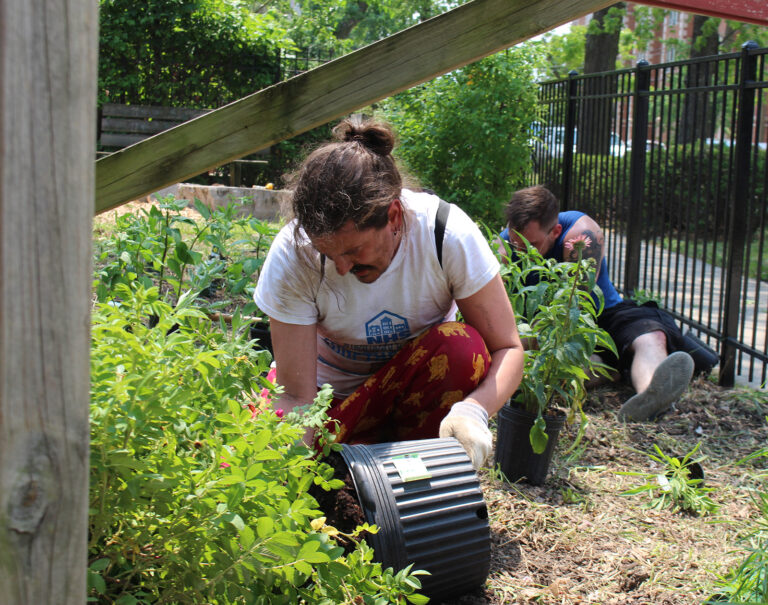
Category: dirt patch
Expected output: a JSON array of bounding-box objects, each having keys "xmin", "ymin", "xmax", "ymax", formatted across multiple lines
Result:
[
  {"xmin": 310, "ymin": 451, "xmax": 369, "ymax": 553},
  {"xmin": 474, "ymin": 377, "xmax": 767, "ymax": 604},
  {"xmin": 303, "ymin": 381, "xmax": 766, "ymax": 604}
]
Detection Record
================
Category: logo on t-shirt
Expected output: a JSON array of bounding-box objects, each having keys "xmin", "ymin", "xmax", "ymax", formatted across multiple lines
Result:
[{"xmin": 366, "ymin": 311, "xmax": 410, "ymax": 344}]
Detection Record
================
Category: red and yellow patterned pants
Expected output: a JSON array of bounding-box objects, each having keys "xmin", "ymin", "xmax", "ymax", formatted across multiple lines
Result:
[{"xmin": 328, "ymin": 321, "xmax": 491, "ymax": 444}]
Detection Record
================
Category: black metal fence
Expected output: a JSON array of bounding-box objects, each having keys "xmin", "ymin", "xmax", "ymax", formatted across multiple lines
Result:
[
  {"xmin": 278, "ymin": 48, "xmax": 336, "ymax": 81},
  {"xmin": 527, "ymin": 42, "xmax": 768, "ymax": 388}
]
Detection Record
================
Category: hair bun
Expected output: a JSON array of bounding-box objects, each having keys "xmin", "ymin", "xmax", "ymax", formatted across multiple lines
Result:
[{"xmin": 333, "ymin": 117, "xmax": 395, "ymax": 156}]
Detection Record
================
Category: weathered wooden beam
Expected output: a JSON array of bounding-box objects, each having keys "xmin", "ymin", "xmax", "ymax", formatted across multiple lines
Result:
[
  {"xmin": 95, "ymin": 0, "xmax": 612, "ymax": 213},
  {"xmin": 0, "ymin": 0, "xmax": 97, "ymax": 602},
  {"xmin": 636, "ymin": 0, "xmax": 767, "ymax": 26}
]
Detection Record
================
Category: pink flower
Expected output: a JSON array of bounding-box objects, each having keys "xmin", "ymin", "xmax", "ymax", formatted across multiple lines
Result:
[
  {"xmin": 275, "ymin": 408, "xmax": 284, "ymax": 419},
  {"xmin": 220, "ymin": 461, "xmax": 231, "ymax": 468},
  {"xmin": 564, "ymin": 234, "xmax": 592, "ymax": 252}
]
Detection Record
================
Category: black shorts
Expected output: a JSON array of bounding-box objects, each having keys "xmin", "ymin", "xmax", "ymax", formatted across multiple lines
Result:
[{"xmin": 597, "ymin": 301, "xmax": 687, "ymax": 371}]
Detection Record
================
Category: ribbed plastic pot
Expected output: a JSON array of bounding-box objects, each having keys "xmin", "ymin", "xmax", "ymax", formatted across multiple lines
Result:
[
  {"xmin": 339, "ymin": 438, "xmax": 490, "ymax": 601},
  {"xmin": 494, "ymin": 404, "xmax": 565, "ymax": 486}
]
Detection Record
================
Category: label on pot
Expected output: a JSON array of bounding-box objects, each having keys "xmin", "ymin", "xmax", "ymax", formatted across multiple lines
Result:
[{"xmin": 391, "ymin": 454, "xmax": 431, "ymax": 482}]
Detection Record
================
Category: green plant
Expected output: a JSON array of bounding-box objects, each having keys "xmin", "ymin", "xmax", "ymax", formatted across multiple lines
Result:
[
  {"xmin": 380, "ymin": 46, "xmax": 541, "ymax": 223},
  {"xmin": 94, "ymin": 196, "xmax": 277, "ymax": 315},
  {"xmin": 494, "ymin": 233, "xmax": 616, "ymax": 454},
  {"xmin": 706, "ymin": 445, "xmax": 768, "ymax": 603},
  {"xmin": 89, "ymin": 284, "xmax": 428, "ymax": 604},
  {"xmin": 629, "ymin": 288, "xmax": 662, "ymax": 306},
  {"xmin": 98, "ymin": 0, "xmax": 283, "ymax": 108},
  {"xmin": 619, "ymin": 442, "xmax": 719, "ymax": 516}
]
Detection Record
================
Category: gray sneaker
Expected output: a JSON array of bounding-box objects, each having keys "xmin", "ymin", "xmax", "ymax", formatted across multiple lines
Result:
[{"xmin": 618, "ymin": 351, "xmax": 695, "ymax": 421}]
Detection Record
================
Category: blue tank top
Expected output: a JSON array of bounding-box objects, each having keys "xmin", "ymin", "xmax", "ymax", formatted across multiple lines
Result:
[{"xmin": 500, "ymin": 211, "xmax": 623, "ymax": 310}]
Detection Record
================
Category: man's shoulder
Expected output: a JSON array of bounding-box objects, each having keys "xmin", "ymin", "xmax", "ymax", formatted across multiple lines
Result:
[{"xmin": 560, "ymin": 211, "xmax": 601, "ymax": 234}]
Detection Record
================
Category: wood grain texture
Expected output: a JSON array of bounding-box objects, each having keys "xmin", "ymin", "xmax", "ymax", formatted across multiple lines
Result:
[
  {"xmin": 95, "ymin": 0, "xmax": 613, "ymax": 213},
  {"xmin": 638, "ymin": 0, "xmax": 767, "ymax": 26},
  {"xmin": 0, "ymin": 0, "xmax": 98, "ymax": 602}
]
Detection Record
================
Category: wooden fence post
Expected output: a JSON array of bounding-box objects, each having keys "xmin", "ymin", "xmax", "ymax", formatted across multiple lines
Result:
[{"xmin": 0, "ymin": 0, "xmax": 98, "ymax": 602}]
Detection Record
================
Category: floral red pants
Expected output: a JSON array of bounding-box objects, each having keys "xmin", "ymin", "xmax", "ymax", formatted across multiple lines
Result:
[{"xmin": 327, "ymin": 321, "xmax": 491, "ymax": 444}]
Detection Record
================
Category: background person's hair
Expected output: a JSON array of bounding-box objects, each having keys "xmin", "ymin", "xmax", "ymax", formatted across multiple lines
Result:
[
  {"xmin": 287, "ymin": 115, "xmax": 402, "ymax": 238},
  {"xmin": 505, "ymin": 185, "xmax": 560, "ymax": 231}
]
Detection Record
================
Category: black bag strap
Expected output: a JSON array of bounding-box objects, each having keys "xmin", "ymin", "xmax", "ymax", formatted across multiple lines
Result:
[{"xmin": 435, "ymin": 199, "xmax": 451, "ymax": 269}]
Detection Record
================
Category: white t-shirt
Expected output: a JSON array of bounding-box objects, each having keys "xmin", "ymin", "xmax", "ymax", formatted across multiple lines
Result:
[{"xmin": 253, "ymin": 189, "xmax": 499, "ymax": 396}]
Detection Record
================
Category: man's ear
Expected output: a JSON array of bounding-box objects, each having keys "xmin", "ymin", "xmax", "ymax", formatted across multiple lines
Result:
[
  {"xmin": 551, "ymin": 223, "xmax": 563, "ymax": 239},
  {"xmin": 388, "ymin": 199, "xmax": 403, "ymax": 229}
]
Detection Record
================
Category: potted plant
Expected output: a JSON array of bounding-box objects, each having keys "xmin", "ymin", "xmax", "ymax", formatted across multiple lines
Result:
[{"xmin": 493, "ymin": 234, "xmax": 617, "ymax": 484}]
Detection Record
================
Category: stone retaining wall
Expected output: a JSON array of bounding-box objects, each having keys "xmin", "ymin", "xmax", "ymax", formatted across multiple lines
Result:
[{"xmin": 169, "ymin": 184, "xmax": 290, "ymax": 221}]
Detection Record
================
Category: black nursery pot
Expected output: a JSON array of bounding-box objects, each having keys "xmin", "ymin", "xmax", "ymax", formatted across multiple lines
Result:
[
  {"xmin": 494, "ymin": 404, "xmax": 565, "ymax": 486},
  {"xmin": 339, "ymin": 438, "xmax": 490, "ymax": 601},
  {"xmin": 249, "ymin": 322, "xmax": 273, "ymax": 355}
]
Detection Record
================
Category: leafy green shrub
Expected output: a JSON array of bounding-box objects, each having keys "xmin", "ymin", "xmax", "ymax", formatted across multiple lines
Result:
[
  {"xmin": 89, "ymin": 284, "xmax": 428, "ymax": 604},
  {"xmin": 546, "ymin": 143, "xmax": 767, "ymax": 241},
  {"xmin": 98, "ymin": 0, "xmax": 283, "ymax": 108},
  {"xmin": 380, "ymin": 47, "xmax": 540, "ymax": 224},
  {"xmin": 494, "ymin": 233, "xmax": 616, "ymax": 453},
  {"xmin": 642, "ymin": 143, "xmax": 766, "ymax": 239}
]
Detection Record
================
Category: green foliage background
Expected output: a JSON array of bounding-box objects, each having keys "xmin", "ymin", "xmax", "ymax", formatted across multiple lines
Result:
[
  {"xmin": 98, "ymin": 0, "xmax": 285, "ymax": 108},
  {"xmin": 380, "ymin": 47, "xmax": 541, "ymax": 224}
]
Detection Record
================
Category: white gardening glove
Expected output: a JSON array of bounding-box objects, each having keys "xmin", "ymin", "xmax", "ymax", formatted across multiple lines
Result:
[{"xmin": 439, "ymin": 401, "xmax": 492, "ymax": 471}]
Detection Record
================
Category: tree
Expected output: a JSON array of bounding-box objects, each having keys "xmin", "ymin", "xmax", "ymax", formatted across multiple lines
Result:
[
  {"xmin": 578, "ymin": 3, "xmax": 625, "ymax": 155},
  {"xmin": 532, "ymin": 25, "xmax": 588, "ymax": 80},
  {"xmin": 679, "ymin": 15, "xmax": 720, "ymax": 143},
  {"xmin": 261, "ymin": 0, "xmax": 462, "ymax": 55}
]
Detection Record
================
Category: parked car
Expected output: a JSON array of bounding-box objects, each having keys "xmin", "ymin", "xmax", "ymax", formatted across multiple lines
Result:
[{"xmin": 536, "ymin": 126, "xmax": 628, "ymax": 157}]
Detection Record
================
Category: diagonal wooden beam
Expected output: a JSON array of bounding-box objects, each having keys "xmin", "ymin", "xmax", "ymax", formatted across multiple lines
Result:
[
  {"xmin": 636, "ymin": 0, "xmax": 767, "ymax": 26},
  {"xmin": 95, "ymin": 0, "xmax": 612, "ymax": 213}
]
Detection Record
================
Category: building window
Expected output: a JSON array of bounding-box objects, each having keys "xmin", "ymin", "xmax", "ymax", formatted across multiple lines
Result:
[{"xmin": 666, "ymin": 47, "xmax": 676, "ymax": 62}]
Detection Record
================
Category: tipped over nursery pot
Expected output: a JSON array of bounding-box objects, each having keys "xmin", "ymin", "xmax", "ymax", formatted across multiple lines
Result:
[
  {"xmin": 339, "ymin": 438, "xmax": 490, "ymax": 601},
  {"xmin": 494, "ymin": 403, "xmax": 565, "ymax": 486}
]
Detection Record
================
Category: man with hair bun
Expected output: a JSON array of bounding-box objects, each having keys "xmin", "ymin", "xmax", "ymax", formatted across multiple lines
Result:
[
  {"xmin": 500, "ymin": 185, "xmax": 704, "ymax": 421},
  {"xmin": 254, "ymin": 116, "xmax": 524, "ymax": 469}
]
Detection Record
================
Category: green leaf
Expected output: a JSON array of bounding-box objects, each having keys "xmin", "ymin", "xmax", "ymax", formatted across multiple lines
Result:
[
  {"xmin": 529, "ymin": 417, "xmax": 549, "ymax": 454},
  {"xmin": 193, "ymin": 198, "xmax": 211, "ymax": 219},
  {"xmin": 87, "ymin": 569, "xmax": 107, "ymax": 595},
  {"xmin": 240, "ymin": 524, "xmax": 256, "ymax": 549},
  {"xmin": 256, "ymin": 516, "xmax": 274, "ymax": 539},
  {"xmin": 294, "ymin": 559, "xmax": 313, "ymax": 576}
]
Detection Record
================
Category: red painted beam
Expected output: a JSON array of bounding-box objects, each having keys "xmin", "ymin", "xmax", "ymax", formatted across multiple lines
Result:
[{"xmin": 637, "ymin": 0, "xmax": 767, "ymax": 26}]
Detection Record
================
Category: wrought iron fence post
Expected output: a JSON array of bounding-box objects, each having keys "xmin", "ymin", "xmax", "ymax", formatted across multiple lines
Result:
[
  {"xmin": 624, "ymin": 60, "xmax": 650, "ymax": 298},
  {"xmin": 562, "ymin": 70, "xmax": 578, "ymax": 210},
  {"xmin": 720, "ymin": 41, "xmax": 759, "ymax": 387}
]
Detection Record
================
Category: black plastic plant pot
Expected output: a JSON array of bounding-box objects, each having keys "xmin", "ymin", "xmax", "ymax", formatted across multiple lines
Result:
[
  {"xmin": 494, "ymin": 404, "xmax": 565, "ymax": 486},
  {"xmin": 339, "ymin": 438, "xmax": 490, "ymax": 601},
  {"xmin": 249, "ymin": 323, "xmax": 273, "ymax": 355}
]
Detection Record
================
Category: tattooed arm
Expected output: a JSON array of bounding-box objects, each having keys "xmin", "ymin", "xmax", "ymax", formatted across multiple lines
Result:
[{"xmin": 562, "ymin": 215, "xmax": 605, "ymax": 278}]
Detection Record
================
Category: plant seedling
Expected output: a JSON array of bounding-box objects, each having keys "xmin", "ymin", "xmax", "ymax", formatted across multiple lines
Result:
[{"xmin": 619, "ymin": 442, "xmax": 719, "ymax": 516}]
